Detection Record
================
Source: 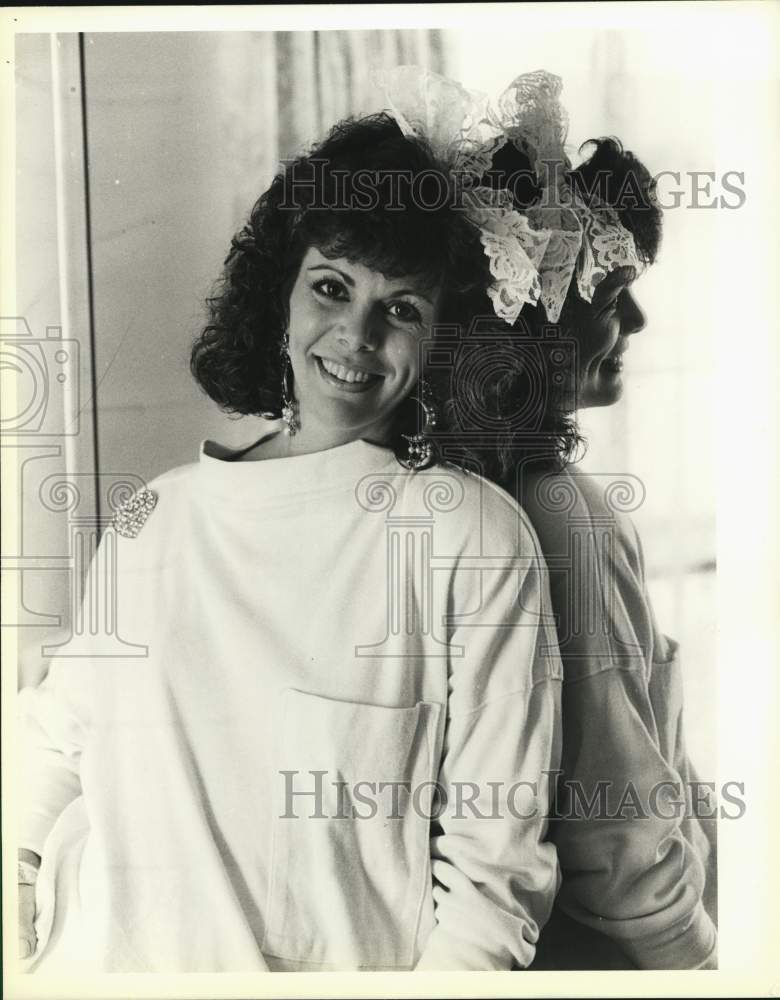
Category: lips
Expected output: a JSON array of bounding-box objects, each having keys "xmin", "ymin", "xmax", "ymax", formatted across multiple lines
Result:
[
  {"xmin": 314, "ymin": 355, "xmax": 383, "ymax": 392},
  {"xmin": 319, "ymin": 357, "xmax": 380, "ymax": 383},
  {"xmin": 602, "ymin": 354, "xmax": 625, "ymax": 374}
]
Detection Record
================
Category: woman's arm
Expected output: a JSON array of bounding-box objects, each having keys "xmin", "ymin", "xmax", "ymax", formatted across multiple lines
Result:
[
  {"xmin": 416, "ymin": 487, "xmax": 563, "ymax": 970},
  {"xmin": 552, "ymin": 666, "xmax": 717, "ymax": 969},
  {"xmin": 16, "ymin": 653, "xmax": 90, "ymax": 961},
  {"xmin": 16, "ymin": 536, "xmax": 101, "ymax": 961},
  {"xmin": 18, "ymin": 654, "xmax": 90, "ymax": 858}
]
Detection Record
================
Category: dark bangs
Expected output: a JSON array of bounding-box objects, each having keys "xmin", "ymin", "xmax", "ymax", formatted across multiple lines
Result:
[
  {"xmin": 282, "ymin": 124, "xmax": 478, "ymax": 298},
  {"xmin": 295, "ymin": 210, "xmax": 447, "ymax": 296}
]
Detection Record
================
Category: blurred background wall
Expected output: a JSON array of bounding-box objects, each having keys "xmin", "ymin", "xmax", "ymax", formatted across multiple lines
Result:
[{"xmin": 11, "ymin": 27, "xmax": 717, "ymax": 774}]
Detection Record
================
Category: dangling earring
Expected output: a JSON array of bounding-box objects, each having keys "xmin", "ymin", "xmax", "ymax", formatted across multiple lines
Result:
[
  {"xmin": 399, "ymin": 378, "xmax": 438, "ymax": 471},
  {"xmin": 280, "ymin": 332, "xmax": 299, "ymax": 436}
]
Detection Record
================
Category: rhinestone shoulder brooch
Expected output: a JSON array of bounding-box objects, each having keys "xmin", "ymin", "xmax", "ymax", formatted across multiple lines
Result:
[{"xmin": 112, "ymin": 487, "xmax": 158, "ymax": 539}]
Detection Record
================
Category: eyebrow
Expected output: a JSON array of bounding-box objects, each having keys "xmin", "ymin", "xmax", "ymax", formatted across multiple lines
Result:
[
  {"xmin": 306, "ymin": 265, "xmax": 434, "ymax": 305},
  {"xmin": 597, "ymin": 267, "xmax": 636, "ymax": 295},
  {"xmin": 606, "ymin": 266, "xmax": 637, "ymax": 286},
  {"xmin": 391, "ymin": 287, "xmax": 435, "ymax": 306},
  {"xmin": 307, "ymin": 264, "xmax": 355, "ymax": 287}
]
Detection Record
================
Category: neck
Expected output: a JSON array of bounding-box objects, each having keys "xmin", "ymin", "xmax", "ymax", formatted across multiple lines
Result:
[{"xmin": 239, "ymin": 418, "xmax": 392, "ymax": 462}]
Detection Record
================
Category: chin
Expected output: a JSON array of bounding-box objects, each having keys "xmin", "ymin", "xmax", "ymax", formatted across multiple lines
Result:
[{"xmin": 581, "ymin": 378, "xmax": 625, "ymax": 409}]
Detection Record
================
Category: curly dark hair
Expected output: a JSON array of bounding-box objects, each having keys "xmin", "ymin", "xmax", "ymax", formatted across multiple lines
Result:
[
  {"xmin": 442, "ymin": 136, "xmax": 663, "ymax": 485},
  {"xmin": 190, "ymin": 112, "xmax": 493, "ymax": 464}
]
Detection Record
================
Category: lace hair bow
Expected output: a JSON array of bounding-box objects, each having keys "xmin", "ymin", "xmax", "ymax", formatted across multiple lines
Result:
[{"xmin": 377, "ymin": 65, "xmax": 643, "ymax": 324}]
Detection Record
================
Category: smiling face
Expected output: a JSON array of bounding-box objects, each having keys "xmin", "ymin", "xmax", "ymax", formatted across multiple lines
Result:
[
  {"xmin": 284, "ymin": 247, "xmax": 440, "ymax": 450},
  {"xmin": 571, "ymin": 265, "xmax": 647, "ymax": 409}
]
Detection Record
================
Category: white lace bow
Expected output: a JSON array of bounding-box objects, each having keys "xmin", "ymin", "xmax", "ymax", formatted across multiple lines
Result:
[{"xmin": 377, "ymin": 65, "xmax": 643, "ymax": 324}]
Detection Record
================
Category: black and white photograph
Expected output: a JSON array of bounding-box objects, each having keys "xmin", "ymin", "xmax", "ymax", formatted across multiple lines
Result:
[{"xmin": 2, "ymin": 3, "xmax": 778, "ymax": 996}]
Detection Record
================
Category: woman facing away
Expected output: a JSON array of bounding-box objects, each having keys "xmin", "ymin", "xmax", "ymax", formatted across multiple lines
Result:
[
  {"xmin": 380, "ymin": 67, "xmax": 717, "ymax": 970},
  {"xmin": 17, "ymin": 110, "xmax": 564, "ymax": 972}
]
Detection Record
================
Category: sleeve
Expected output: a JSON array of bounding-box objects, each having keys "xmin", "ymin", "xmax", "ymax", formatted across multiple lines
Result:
[
  {"xmin": 16, "ymin": 475, "xmax": 170, "ymax": 860},
  {"xmin": 538, "ymin": 493, "xmax": 717, "ymax": 970},
  {"xmin": 635, "ymin": 528, "xmax": 718, "ymax": 933},
  {"xmin": 18, "ymin": 654, "xmax": 91, "ymax": 857},
  {"xmin": 553, "ymin": 669, "xmax": 717, "ymax": 969},
  {"xmin": 415, "ymin": 502, "xmax": 563, "ymax": 970},
  {"xmin": 16, "ymin": 533, "xmax": 105, "ymax": 858}
]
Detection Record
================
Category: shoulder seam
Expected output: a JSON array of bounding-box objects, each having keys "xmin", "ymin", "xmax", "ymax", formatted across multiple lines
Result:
[{"xmin": 146, "ymin": 461, "xmax": 198, "ymax": 491}]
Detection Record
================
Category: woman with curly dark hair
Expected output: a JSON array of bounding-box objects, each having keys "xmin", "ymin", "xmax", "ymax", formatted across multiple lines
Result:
[
  {"xmin": 16, "ymin": 108, "xmax": 564, "ymax": 972},
  {"xmin": 190, "ymin": 113, "xmax": 498, "ymax": 460},
  {"xmin": 381, "ymin": 67, "xmax": 717, "ymax": 971}
]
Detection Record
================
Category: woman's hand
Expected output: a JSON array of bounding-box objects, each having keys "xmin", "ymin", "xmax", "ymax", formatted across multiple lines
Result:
[{"xmin": 18, "ymin": 849, "xmax": 40, "ymax": 959}]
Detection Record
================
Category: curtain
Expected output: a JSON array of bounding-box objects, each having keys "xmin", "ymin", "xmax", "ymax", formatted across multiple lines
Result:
[
  {"xmin": 214, "ymin": 30, "xmax": 447, "ymax": 225},
  {"xmin": 280, "ymin": 29, "xmax": 446, "ymax": 153}
]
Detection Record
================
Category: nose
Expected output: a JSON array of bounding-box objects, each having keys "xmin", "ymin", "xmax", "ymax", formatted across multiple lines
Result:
[
  {"xmin": 335, "ymin": 304, "xmax": 381, "ymax": 353},
  {"xmin": 620, "ymin": 289, "xmax": 647, "ymax": 336}
]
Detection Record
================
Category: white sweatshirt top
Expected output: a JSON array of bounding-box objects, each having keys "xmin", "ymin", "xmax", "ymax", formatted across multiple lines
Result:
[{"xmin": 19, "ymin": 428, "xmax": 563, "ymax": 973}]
